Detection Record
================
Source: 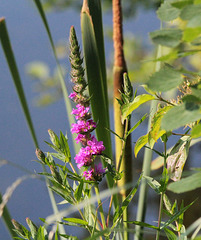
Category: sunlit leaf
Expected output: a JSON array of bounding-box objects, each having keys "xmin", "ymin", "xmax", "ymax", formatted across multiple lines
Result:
[
  {"xmin": 149, "ymin": 106, "xmax": 173, "ymax": 142},
  {"xmin": 126, "ymin": 114, "xmax": 147, "ymax": 137},
  {"xmin": 121, "ymin": 94, "xmax": 155, "ymax": 122},
  {"xmin": 166, "ymin": 136, "xmax": 191, "ymax": 181},
  {"xmin": 134, "ymin": 134, "xmax": 148, "ymax": 157},
  {"xmin": 63, "ymin": 218, "xmax": 88, "ymax": 225},
  {"xmin": 150, "ymin": 29, "xmax": 183, "ymax": 48},
  {"xmin": 191, "ymin": 123, "xmax": 201, "ymax": 138},
  {"xmin": 146, "ymin": 64, "xmax": 183, "ymax": 92},
  {"xmin": 161, "ymin": 102, "xmax": 201, "ymax": 131},
  {"xmin": 183, "ymin": 27, "xmax": 201, "ymax": 42}
]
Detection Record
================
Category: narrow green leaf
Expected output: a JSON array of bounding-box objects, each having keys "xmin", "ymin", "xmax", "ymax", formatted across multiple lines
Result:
[
  {"xmin": 157, "ymin": 1, "xmax": 181, "ymax": 21},
  {"xmin": 161, "ymin": 200, "xmax": 196, "ymax": 230},
  {"xmin": 164, "ymin": 228, "xmax": 177, "ymax": 240},
  {"xmin": 143, "ymin": 176, "xmax": 161, "ymax": 194},
  {"xmin": 87, "ymin": 0, "xmax": 108, "ymax": 110},
  {"xmin": 146, "ymin": 64, "xmax": 183, "ymax": 92},
  {"xmin": 74, "ymin": 180, "xmax": 83, "ymax": 202},
  {"xmin": 113, "ymin": 175, "xmax": 142, "ymax": 224},
  {"xmin": 161, "ymin": 102, "xmax": 201, "ymax": 131},
  {"xmin": 0, "ymin": 18, "xmax": 38, "ymax": 148},
  {"xmin": 126, "ymin": 114, "xmax": 147, "ymax": 137},
  {"xmin": 32, "ymin": 0, "xmax": 80, "ymax": 156},
  {"xmin": 191, "ymin": 123, "xmax": 201, "ymax": 138},
  {"xmin": 121, "ymin": 94, "xmax": 155, "ymax": 122},
  {"xmin": 150, "ymin": 29, "xmax": 183, "ymax": 48},
  {"xmin": 127, "ymin": 220, "xmax": 159, "ymax": 230},
  {"xmin": 63, "ymin": 218, "xmax": 88, "ymax": 226},
  {"xmin": 168, "ymin": 171, "xmax": 201, "ymax": 193},
  {"xmin": 81, "ymin": 1, "xmax": 112, "ymax": 160},
  {"xmin": 134, "ymin": 134, "xmax": 148, "ymax": 157}
]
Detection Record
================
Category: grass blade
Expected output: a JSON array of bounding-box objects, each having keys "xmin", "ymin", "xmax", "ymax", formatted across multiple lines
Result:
[
  {"xmin": 0, "ymin": 18, "xmax": 38, "ymax": 148},
  {"xmin": 32, "ymin": 0, "xmax": 80, "ymax": 154},
  {"xmin": 0, "ymin": 193, "xmax": 18, "ymax": 239}
]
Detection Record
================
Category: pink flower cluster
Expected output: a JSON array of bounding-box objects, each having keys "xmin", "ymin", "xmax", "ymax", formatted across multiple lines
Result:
[{"xmin": 70, "ymin": 95, "xmax": 106, "ymax": 182}]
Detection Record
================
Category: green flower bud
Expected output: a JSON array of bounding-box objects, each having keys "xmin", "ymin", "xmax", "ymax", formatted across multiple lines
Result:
[
  {"xmin": 50, "ymin": 165, "xmax": 62, "ymax": 184},
  {"xmin": 26, "ymin": 217, "xmax": 37, "ymax": 238},
  {"xmin": 35, "ymin": 148, "xmax": 46, "ymax": 163},
  {"xmin": 12, "ymin": 219, "xmax": 24, "ymax": 234},
  {"xmin": 48, "ymin": 129, "xmax": 60, "ymax": 148},
  {"xmin": 123, "ymin": 73, "xmax": 133, "ymax": 101}
]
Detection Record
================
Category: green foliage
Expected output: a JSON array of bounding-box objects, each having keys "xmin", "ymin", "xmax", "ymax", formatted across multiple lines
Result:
[
  {"xmin": 146, "ymin": 64, "xmax": 184, "ymax": 92},
  {"xmin": 150, "ymin": 29, "xmax": 183, "ymax": 48},
  {"xmin": 168, "ymin": 171, "xmax": 201, "ymax": 193}
]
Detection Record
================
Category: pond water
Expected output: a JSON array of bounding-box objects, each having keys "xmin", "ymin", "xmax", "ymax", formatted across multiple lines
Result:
[{"xmin": 0, "ymin": 1, "xmax": 161, "ymax": 239}]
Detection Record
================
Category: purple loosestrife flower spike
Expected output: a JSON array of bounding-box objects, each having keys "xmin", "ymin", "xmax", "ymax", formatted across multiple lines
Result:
[
  {"xmin": 69, "ymin": 26, "xmax": 106, "ymax": 183},
  {"xmin": 69, "ymin": 26, "xmax": 89, "ymax": 106}
]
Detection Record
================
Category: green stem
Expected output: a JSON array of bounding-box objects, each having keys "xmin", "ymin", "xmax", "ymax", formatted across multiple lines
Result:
[
  {"xmin": 0, "ymin": 193, "xmax": 18, "ymax": 239},
  {"xmin": 156, "ymin": 141, "xmax": 167, "ymax": 240},
  {"xmin": 135, "ymin": 44, "xmax": 163, "ymax": 240},
  {"xmin": 94, "ymin": 185, "xmax": 106, "ymax": 230}
]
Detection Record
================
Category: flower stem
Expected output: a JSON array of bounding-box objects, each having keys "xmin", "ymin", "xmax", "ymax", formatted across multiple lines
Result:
[
  {"xmin": 94, "ymin": 185, "xmax": 106, "ymax": 230},
  {"xmin": 156, "ymin": 141, "xmax": 167, "ymax": 240}
]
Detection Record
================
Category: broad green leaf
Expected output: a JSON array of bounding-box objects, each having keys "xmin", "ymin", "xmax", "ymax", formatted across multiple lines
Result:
[
  {"xmin": 191, "ymin": 123, "xmax": 201, "ymax": 138},
  {"xmin": 153, "ymin": 50, "xmax": 201, "ymax": 62},
  {"xmin": 183, "ymin": 27, "xmax": 201, "ymax": 42},
  {"xmin": 191, "ymin": 87, "xmax": 201, "ymax": 99},
  {"xmin": 143, "ymin": 176, "xmax": 161, "ymax": 194},
  {"xmin": 63, "ymin": 218, "xmax": 88, "ymax": 225},
  {"xmin": 171, "ymin": 0, "xmax": 193, "ymax": 9},
  {"xmin": 127, "ymin": 221, "xmax": 159, "ymax": 230},
  {"xmin": 121, "ymin": 94, "xmax": 155, "ymax": 122},
  {"xmin": 180, "ymin": 4, "xmax": 201, "ymax": 20},
  {"xmin": 157, "ymin": 1, "xmax": 181, "ymax": 21},
  {"xmin": 168, "ymin": 171, "xmax": 201, "ymax": 193},
  {"xmin": 134, "ymin": 134, "xmax": 148, "ymax": 157},
  {"xmin": 187, "ymin": 15, "xmax": 201, "ymax": 27},
  {"xmin": 126, "ymin": 114, "xmax": 147, "ymax": 137},
  {"xmin": 166, "ymin": 136, "xmax": 191, "ymax": 181},
  {"xmin": 164, "ymin": 228, "xmax": 177, "ymax": 240},
  {"xmin": 150, "ymin": 29, "xmax": 183, "ymax": 48},
  {"xmin": 161, "ymin": 102, "xmax": 201, "ymax": 131},
  {"xmin": 146, "ymin": 64, "xmax": 183, "ymax": 92}
]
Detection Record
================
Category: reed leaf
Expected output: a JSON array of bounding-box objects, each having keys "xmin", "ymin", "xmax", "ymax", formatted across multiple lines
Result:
[
  {"xmin": 32, "ymin": 0, "xmax": 80, "ymax": 154},
  {"xmin": 0, "ymin": 192, "xmax": 18, "ymax": 239},
  {"xmin": 81, "ymin": 1, "xmax": 112, "ymax": 168},
  {"xmin": 0, "ymin": 18, "xmax": 38, "ymax": 148}
]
